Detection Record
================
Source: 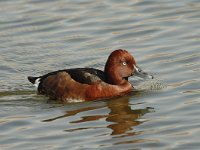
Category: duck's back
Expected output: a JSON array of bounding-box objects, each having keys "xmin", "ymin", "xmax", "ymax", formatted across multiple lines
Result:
[
  {"xmin": 28, "ymin": 68, "xmax": 106, "ymax": 95},
  {"xmin": 61, "ymin": 68, "xmax": 106, "ymax": 84},
  {"xmin": 41, "ymin": 68, "xmax": 105, "ymax": 83}
]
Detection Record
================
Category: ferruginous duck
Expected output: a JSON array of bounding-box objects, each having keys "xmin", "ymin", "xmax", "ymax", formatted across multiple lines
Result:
[{"xmin": 28, "ymin": 49, "xmax": 153, "ymax": 102}]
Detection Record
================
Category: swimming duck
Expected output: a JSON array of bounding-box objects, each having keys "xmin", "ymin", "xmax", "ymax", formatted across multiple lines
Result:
[{"xmin": 28, "ymin": 49, "xmax": 153, "ymax": 102}]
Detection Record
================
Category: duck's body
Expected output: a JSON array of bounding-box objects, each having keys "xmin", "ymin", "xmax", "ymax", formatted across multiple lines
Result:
[{"xmin": 28, "ymin": 49, "xmax": 153, "ymax": 102}]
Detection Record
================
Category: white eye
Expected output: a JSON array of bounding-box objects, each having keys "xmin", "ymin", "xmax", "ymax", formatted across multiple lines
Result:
[{"xmin": 122, "ymin": 61, "xmax": 127, "ymax": 66}]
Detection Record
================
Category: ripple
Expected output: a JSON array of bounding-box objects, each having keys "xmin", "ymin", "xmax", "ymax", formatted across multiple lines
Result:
[{"xmin": 0, "ymin": 0, "xmax": 200, "ymax": 149}]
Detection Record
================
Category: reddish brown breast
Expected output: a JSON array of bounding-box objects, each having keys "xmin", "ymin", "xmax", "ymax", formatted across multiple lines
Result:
[{"xmin": 85, "ymin": 81, "xmax": 133, "ymax": 101}]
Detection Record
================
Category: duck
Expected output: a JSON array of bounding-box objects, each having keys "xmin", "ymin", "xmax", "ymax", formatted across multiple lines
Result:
[{"xmin": 28, "ymin": 49, "xmax": 153, "ymax": 102}]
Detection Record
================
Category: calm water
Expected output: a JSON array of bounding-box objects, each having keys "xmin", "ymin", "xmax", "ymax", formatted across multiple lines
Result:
[{"xmin": 0, "ymin": 0, "xmax": 200, "ymax": 149}]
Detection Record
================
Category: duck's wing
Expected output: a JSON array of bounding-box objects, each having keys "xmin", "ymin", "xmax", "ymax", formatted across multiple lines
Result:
[
  {"xmin": 63, "ymin": 68, "xmax": 106, "ymax": 84},
  {"xmin": 28, "ymin": 68, "xmax": 106, "ymax": 90}
]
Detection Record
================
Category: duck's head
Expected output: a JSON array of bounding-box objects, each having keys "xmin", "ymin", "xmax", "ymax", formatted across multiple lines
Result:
[{"xmin": 104, "ymin": 49, "xmax": 153, "ymax": 85}]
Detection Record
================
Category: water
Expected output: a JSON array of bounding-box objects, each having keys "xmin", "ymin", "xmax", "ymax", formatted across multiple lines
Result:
[{"xmin": 0, "ymin": 0, "xmax": 200, "ymax": 149}]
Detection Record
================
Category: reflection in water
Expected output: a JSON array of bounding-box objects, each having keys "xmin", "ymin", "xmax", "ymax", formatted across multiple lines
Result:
[
  {"xmin": 43, "ymin": 96, "xmax": 154, "ymax": 136},
  {"xmin": 42, "ymin": 105, "xmax": 104, "ymax": 122},
  {"xmin": 0, "ymin": 0, "xmax": 200, "ymax": 148},
  {"xmin": 106, "ymin": 97, "xmax": 152, "ymax": 135}
]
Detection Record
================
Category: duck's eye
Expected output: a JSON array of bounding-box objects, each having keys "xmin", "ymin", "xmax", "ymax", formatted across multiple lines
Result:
[{"xmin": 122, "ymin": 61, "xmax": 127, "ymax": 66}]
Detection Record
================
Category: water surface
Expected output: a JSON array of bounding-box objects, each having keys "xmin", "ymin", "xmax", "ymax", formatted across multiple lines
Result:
[{"xmin": 0, "ymin": 0, "xmax": 200, "ymax": 149}]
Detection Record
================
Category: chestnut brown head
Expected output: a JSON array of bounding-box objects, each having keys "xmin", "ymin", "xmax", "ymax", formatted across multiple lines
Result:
[
  {"xmin": 104, "ymin": 49, "xmax": 153, "ymax": 85},
  {"xmin": 104, "ymin": 49, "xmax": 135, "ymax": 85}
]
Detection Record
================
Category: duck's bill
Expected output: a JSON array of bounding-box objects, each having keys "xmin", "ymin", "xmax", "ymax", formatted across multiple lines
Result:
[{"xmin": 133, "ymin": 65, "xmax": 153, "ymax": 79}]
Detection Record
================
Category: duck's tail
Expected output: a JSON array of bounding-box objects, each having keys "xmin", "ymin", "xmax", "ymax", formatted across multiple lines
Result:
[{"xmin": 28, "ymin": 76, "xmax": 41, "ymax": 88}]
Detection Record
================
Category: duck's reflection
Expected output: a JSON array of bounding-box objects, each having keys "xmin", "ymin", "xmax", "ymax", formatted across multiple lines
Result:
[
  {"xmin": 106, "ymin": 96, "xmax": 152, "ymax": 135},
  {"xmin": 43, "ymin": 95, "xmax": 153, "ymax": 135}
]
